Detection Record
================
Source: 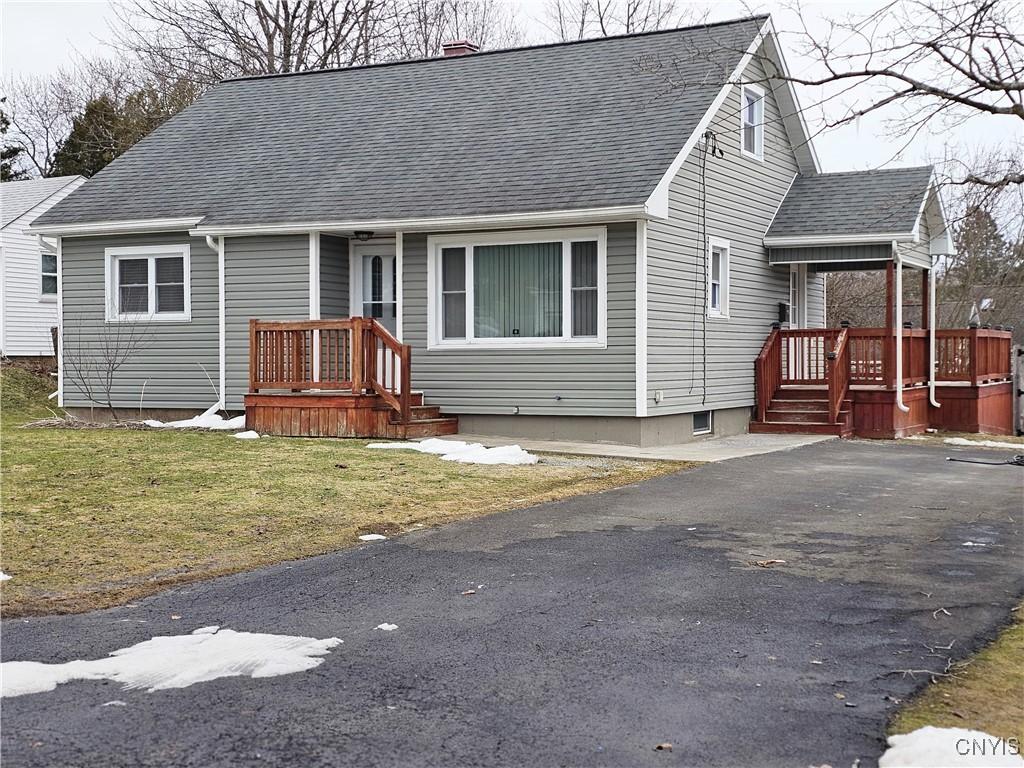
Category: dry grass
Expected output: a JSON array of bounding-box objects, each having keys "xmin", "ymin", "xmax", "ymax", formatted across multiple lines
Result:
[
  {"xmin": 1, "ymin": 367, "xmax": 692, "ymax": 617},
  {"xmin": 890, "ymin": 608, "xmax": 1024, "ymax": 742}
]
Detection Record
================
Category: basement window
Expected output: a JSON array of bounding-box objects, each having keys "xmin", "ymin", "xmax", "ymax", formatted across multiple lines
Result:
[
  {"xmin": 105, "ymin": 244, "xmax": 191, "ymax": 322},
  {"xmin": 693, "ymin": 410, "xmax": 712, "ymax": 435}
]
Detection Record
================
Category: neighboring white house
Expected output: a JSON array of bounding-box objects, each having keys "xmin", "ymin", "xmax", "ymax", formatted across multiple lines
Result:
[{"xmin": 1, "ymin": 176, "xmax": 86, "ymax": 357}]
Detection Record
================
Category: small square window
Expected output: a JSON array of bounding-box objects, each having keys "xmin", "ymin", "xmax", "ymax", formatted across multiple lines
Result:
[
  {"xmin": 106, "ymin": 246, "xmax": 190, "ymax": 322},
  {"xmin": 693, "ymin": 410, "xmax": 712, "ymax": 435}
]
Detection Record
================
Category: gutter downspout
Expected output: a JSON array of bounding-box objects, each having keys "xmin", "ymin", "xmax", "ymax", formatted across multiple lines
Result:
[
  {"xmin": 205, "ymin": 234, "xmax": 226, "ymax": 410},
  {"xmin": 928, "ymin": 256, "xmax": 940, "ymax": 408},
  {"xmin": 893, "ymin": 242, "xmax": 910, "ymax": 413}
]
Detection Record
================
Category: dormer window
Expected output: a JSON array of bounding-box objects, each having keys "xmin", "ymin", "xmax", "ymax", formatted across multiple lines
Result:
[{"xmin": 740, "ymin": 84, "xmax": 765, "ymax": 160}]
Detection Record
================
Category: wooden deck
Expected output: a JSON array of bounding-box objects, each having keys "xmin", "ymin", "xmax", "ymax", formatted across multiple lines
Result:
[
  {"xmin": 243, "ymin": 318, "xmax": 458, "ymax": 439},
  {"xmin": 751, "ymin": 325, "xmax": 1015, "ymax": 438}
]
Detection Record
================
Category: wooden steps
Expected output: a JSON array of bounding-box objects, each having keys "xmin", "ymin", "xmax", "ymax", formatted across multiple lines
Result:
[
  {"xmin": 244, "ymin": 390, "xmax": 458, "ymax": 439},
  {"xmin": 750, "ymin": 386, "xmax": 853, "ymax": 437}
]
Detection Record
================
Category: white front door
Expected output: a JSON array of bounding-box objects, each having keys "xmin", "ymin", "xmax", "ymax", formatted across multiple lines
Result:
[{"xmin": 352, "ymin": 244, "xmax": 397, "ymax": 336}]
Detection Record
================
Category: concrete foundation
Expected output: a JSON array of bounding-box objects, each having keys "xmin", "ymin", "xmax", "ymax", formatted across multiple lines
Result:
[{"xmin": 457, "ymin": 406, "xmax": 751, "ymax": 448}]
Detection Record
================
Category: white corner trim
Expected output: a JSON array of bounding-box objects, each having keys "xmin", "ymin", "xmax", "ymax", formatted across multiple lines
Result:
[
  {"xmin": 56, "ymin": 236, "xmax": 64, "ymax": 408},
  {"xmin": 635, "ymin": 220, "xmax": 648, "ymax": 417},
  {"xmin": 395, "ymin": 230, "xmax": 404, "ymax": 342},
  {"xmin": 644, "ymin": 18, "xmax": 771, "ymax": 219},
  {"xmin": 191, "ymin": 206, "xmax": 647, "ymax": 238},
  {"xmin": 425, "ymin": 226, "xmax": 608, "ymax": 351},
  {"xmin": 28, "ymin": 217, "xmax": 203, "ymax": 237},
  {"xmin": 217, "ymin": 236, "xmax": 226, "ymax": 409},
  {"xmin": 103, "ymin": 243, "xmax": 192, "ymax": 323}
]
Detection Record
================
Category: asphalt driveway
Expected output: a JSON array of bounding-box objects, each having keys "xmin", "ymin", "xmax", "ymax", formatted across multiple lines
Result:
[{"xmin": 2, "ymin": 439, "xmax": 1022, "ymax": 767}]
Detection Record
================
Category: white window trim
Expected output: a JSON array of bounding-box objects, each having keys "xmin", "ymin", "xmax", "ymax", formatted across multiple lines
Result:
[
  {"xmin": 739, "ymin": 83, "xmax": 765, "ymax": 161},
  {"xmin": 40, "ymin": 247, "xmax": 58, "ymax": 303},
  {"xmin": 104, "ymin": 244, "xmax": 191, "ymax": 323},
  {"xmin": 692, "ymin": 410, "xmax": 713, "ymax": 436},
  {"xmin": 707, "ymin": 236, "xmax": 730, "ymax": 319},
  {"xmin": 426, "ymin": 226, "xmax": 607, "ymax": 351}
]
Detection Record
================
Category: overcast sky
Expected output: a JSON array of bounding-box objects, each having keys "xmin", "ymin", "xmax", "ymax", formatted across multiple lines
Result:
[{"xmin": 2, "ymin": 0, "xmax": 1020, "ymax": 176}]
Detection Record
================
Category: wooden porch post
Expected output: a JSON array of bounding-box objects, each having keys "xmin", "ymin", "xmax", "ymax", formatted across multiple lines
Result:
[
  {"xmin": 884, "ymin": 261, "xmax": 896, "ymax": 387},
  {"xmin": 920, "ymin": 268, "xmax": 930, "ymax": 331}
]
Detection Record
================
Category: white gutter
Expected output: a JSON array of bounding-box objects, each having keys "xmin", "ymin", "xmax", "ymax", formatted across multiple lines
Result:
[
  {"xmin": 893, "ymin": 242, "xmax": 910, "ymax": 413},
  {"xmin": 27, "ymin": 217, "xmax": 203, "ymax": 237},
  {"xmin": 205, "ymin": 234, "xmax": 226, "ymax": 410},
  {"xmin": 190, "ymin": 205, "xmax": 649, "ymax": 238},
  {"xmin": 929, "ymin": 256, "xmax": 940, "ymax": 408},
  {"xmin": 763, "ymin": 232, "xmax": 916, "ymax": 247}
]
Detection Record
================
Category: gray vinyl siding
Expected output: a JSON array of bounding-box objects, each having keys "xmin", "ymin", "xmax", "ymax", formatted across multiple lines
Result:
[
  {"xmin": 769, "ymin": 244, "xmax": 891, "ymax": 264},
  {"xmin": 402, "ymin": 222, "xmax": 636, "ymax": 416},
  {"xmin": 645, "ymin": 52, "xmax": 799, "ymax": 416},
  {"xmin": 900, "ymin": 207, "xmax": 931, "ymax": 269},
  {"xmin": 806, "ymin": 273, "xmax": 826, "ymax": 329},
  {"xmin": 320, "ymin": 235, "xmax": 349, "ymax": 317},
  {"xmin": 61, "ymin": 232, "xmax": 218, "ymax": 409},
  {"xmin": 224, "ymin": 235, "xmax": 309, "ymax": 409}
]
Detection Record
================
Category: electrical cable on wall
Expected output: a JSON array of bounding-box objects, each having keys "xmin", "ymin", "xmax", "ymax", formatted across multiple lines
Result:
[{"xmin": 690, "ymin": 129, "xmax": 724, "ymax": 405}]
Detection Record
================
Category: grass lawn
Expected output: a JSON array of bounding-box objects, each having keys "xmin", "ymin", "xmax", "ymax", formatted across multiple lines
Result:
[
  {"xmin": 1, "ymin": 367, "xmax": 692, "ymax": 617},
  {"xmin": 890, "ymin": 608, "xmax": 1024, "ymax": 742}
]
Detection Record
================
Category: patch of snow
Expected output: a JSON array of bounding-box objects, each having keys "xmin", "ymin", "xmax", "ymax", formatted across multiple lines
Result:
[
  {"xmin": 375, "ymin": 623, "xmax": 398, "ymax": 631},
  {"xmin": 0, "ymin": 571, "xmax": 10, "ymax": 582},
  {"xmin": 358, "ymin": 534, "xmax": 387, "ymax": 542},
  {"xmin": 144, "ymin": 404, "xmax": 246, "ymax": 432},
  {"xmin": 0, "ymin": 626, "xmax": 341, "ymax": 698},
  {"xmin": 945, "ymin": 437, "xmax": 1022, "ymax": 451},
  {"xmin": 102, "ymin": 700, "xmax": 127, "ymax": 707},
  {"xmin": 367, "ymin": 438, "xmax": 538, "ymax": 465},
  {"xmin": 962, "ymin": 541, "xmax": 987, "ymax": 547},
  {"xmin": 879, "ymin": 726, "xmax": 1024, "ymax": 767},
  {"xmin": 233, "ymin": 431, "xmax": 260, "ymax": 440}
]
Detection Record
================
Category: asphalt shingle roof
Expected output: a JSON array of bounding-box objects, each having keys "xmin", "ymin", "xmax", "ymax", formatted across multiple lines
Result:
[
  {"xmin": 1, "ymin": 176, "xmax": 83, "ymax": 230},
  {"xmin": 36, "ymin": 17, "xmax": 766, "ymax": 228},
  {"xmin": 767, "ymin": 166, "xmax": 933, "ymax": 239}
]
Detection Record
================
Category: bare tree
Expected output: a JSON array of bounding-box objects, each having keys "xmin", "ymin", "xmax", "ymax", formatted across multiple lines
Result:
[
  {"xmin": 62, "ymin": 313, "xmax": 152, "ymax": 421},
  {"xmin": 381, "ymin": 0, "xmax": 523, "ymax": 60},
  {"xmin": 544, "ymin": 0, "xmax": 701, "ymax": 41},
  {"xmin": 111, "ymin": 0, "xmax": 385, "ymax": 86},
  {"xmin": 2, "ymin": 71, "xmax": 78, "ymax": 177}
]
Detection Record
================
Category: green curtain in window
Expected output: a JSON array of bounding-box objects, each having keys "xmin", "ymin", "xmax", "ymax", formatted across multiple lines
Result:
[{"xmin": 474, "ymin": 242, "xmax": 562, "ymax": 338}]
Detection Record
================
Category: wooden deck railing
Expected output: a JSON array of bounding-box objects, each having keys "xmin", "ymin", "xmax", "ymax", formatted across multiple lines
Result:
[
  {"xmin": 755, "ymin": 325, "xmax": 1012, "ymax": 423},
  {"xmin": 826, "ymin": 327, "xmax": 850, "ymax": 424},
  {"xmin": 754, "ymin": 325, "xmax": 781, "ymax": 422},
  {"xmin": 249, "ymin": 317, "xmax": 412, "ymax": 423}
]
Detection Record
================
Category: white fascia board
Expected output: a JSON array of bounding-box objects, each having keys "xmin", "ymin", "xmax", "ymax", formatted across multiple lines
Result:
[
  {"xmin": 27, "ymin": 217, "xmax": 204, "ymax": 236},
  {"xmin": 763, "ymin": 232, "xmax": 916, "ymax": 247},
  {"xmin": 190, "ymin": 206, "xmax": 648, "ymax": 237}
]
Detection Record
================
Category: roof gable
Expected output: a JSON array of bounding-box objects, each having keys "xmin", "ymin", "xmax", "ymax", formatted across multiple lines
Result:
[
  {"xmin": 1, "ymin": 176, "xmax": 83, "ymax": 230},
  {"xmin": 36, "ymin": 17, "xmax": 767, "ymax": 230},
  {"xmin": 765, "ymin": 166, "xmax": 935, "ymax": 242}
]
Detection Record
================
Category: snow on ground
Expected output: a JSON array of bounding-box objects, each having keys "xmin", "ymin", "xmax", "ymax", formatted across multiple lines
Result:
[
  {"xmin": 0, "ymin": 571, "xmax": 10, "ymax": 581},
  {"xmin": 358, "ymin": 534, "xmax": 387, "ymax": 542},
  {"xmin": 375, "ymin": 623, "xmax": 398, "ymax": 631},
  {"xmin": 367, "ymin": 438, "xmax": 538, "ymax": 465},
  {"xmin": 945, "ymin": 437, "xmax": 1022, "ymax": 451},
  {"xmin": 233, "ymin": 431, "xmax": 261, "ymax": 439},
  {"xmin": 879, "ymin": 726, "xmax": 1024, "ymax": 767},
  {"xmin": 144, "ymin": 404, "xmax": 245, "ymax": 431},
  {"xmin": 0, "ymin": 626, "xmax": 341, "ymax": 698}
]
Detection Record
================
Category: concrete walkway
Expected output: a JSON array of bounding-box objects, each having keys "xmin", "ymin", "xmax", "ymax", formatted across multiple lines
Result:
[{"xmin": 451, "ymin": 431, "xmax": 836, "ymax": 461}]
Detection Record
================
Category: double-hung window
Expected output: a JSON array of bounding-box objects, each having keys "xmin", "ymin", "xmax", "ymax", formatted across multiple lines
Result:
[
  {"xmin": 707, "ymin": 237, "xmax": 729, "ymax": 317},
  {"xmin": 740, "ymin": 84, "xmax": 765, "ymax": 160},
  {"xmin": 40, "ymin": 250, "xmax": 57, "ymax": 298},
  {"xmin": 429, "ymin": 227, "xmax": 606, "ymax": 349},
  {"xmin": 105, "ymin": 244, "xmax": 190, "ymax": 322}
]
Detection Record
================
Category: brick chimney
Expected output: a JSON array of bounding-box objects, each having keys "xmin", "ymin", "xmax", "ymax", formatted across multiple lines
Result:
[{"xmin": 442, "ymin": 39, "xmax": 480, "ymax": 57}]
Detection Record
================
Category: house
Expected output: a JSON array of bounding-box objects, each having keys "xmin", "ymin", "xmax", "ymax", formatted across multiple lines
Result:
[
  {"xmin": 28, "ymin": 16, "xmax": 1014, "ymax": 442},
  {"xmin": 1, "ymin": 176, "xmax": 86, "ymax": 359}
]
